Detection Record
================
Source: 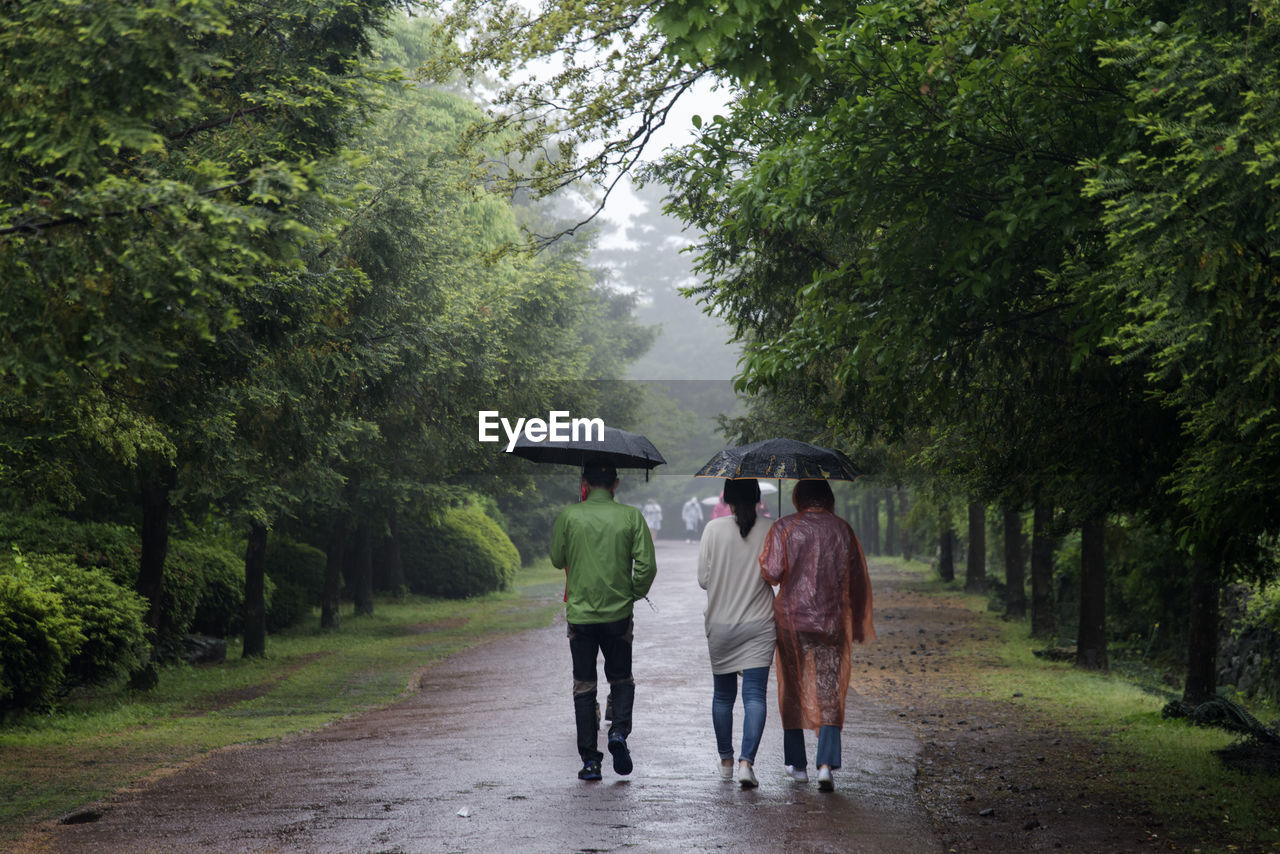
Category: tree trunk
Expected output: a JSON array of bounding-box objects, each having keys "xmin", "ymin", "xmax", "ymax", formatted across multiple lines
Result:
[
  {"xmin": 898, "ymin": 487, "xmax": 912, "ymax": 560},
  {"xmin": 1183, "ymin": 554, "xmax": 1220, "ymax": 705},
  {"xmin": 353, "ymin": 518, "xmax": 374, "ymax": 616},
  {"xmin": 1003, "ymin": 506, "xmax": 1027, "ymax": 619},
  {"xmin": 321, "ymin": 510, "xmax": 349, "ymax": 630},
  {"xmin": 862, "ymin": 491, "xmax": 880, "ymax": 555},
  {"xmin": 385, "ymin": 510, "xmax": 406, "ymax": 595},
  {"xmin": 1076, "ymin": 516, "xmax": 1108, "ymax": 670},
  {"xmin": 938, "ymin": 511, "xmax": 955, "ymax": 582},
  {"xmin": 131, "ymin": 466, "xmax": 176, "ymax": 689},
  {"xmin": 885, "ymin": 487, "xmax": 898, "ymax": 556},
  {"xmin": 1030, "ymin": 501, "xmax": 1056, "ymax": 639},
  {"xmin": 243, "ymin": 522, "xmax": 268, "ymax": 658},
  {"xmin": 965, "ymin": 500, "xmax": 986, "ymax": 593}
]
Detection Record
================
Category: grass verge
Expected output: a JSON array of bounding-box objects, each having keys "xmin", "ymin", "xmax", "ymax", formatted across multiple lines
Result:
[
  {"xmin": 892, "ymin": 561, "xmax": 1280, "ymax": 852},
  {"xmin": 0, "ymin": 560, "xmax": 566, "ymax": 844}
]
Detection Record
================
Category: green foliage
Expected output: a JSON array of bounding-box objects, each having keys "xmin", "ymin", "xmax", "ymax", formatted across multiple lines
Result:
[
  {"xmin": 1105, "ymin": 522, "xmax": 1193, "ymax": 659},
  {"xmin": 435, "ymin": 0, "xmax": 706, "ymax": 239},
  {"xmin": 0, "ymin": 563, "xmax": 84, "ymax": 713},
  {"xmin": 647, "ymin": 0, "xmax": 1174, "ymax": 525},
  {"xmin": 1085, "ymin": 2, "xmax": 1280, "ymax": 570},
  {"xmin": 156, "ymin": 539, "xmax": 230, "ymax": 649},
  {"xmin": 1245, "ymin": 582, "xmax": 1280, "ymax": 634},
  {"xmin": 264, "ymin": 536, "xmax": 325, "ymax": 631},
  {"xmin": 177, "ymin": 540, "xmax": 251, "ymax": 638},
  {"xmin": 19, "ymin": 554, "xmax": 149, "ymax": 687},
  {"xmin": 400, "ymin": 504, "xmax": 520, "ymax": 598},
  {"xmin": 0, "ymin": 0, "xmax": 657, "ymax": 682},
  {"xmin": 495, "ymin": 484, "xmax": 576, "ymax": 566},
  {"xmin": 0, "ymin": 510, "xmax": 224, "ymax": 659},
  {"xmin": 0, "ymin": 511, "xmax": 138, "ymax": 586}
]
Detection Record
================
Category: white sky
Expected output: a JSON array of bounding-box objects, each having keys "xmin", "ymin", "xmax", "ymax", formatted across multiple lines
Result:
[{"xmin": 595, "ymin": 76, "xmax": 731, "ymax": 249}]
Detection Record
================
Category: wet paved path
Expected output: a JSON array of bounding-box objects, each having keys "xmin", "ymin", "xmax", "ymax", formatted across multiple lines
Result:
[{"xmin": 36, "ymin": 541, "xmax": 941, "ymax": 853}]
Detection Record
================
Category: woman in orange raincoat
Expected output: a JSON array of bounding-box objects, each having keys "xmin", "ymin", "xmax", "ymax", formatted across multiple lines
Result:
[{"xmin": 759, "ymin": 479, "xmax": 875, "ymax": 792}]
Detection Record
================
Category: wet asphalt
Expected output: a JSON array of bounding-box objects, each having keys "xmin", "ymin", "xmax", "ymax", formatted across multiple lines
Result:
[{"xmin": 34, "ymin": 540, "xmax": 941, "ymax": 854}]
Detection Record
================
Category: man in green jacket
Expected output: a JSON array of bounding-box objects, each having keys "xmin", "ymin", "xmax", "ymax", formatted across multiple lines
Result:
[{"xmin": 550, "ymin": 458, "xmax": 658, "ymax": 781}]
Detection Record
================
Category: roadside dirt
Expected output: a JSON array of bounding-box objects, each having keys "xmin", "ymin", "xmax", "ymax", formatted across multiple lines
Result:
[
  {"xmin": 9, "ymin": 544, "xmax": 1254, "ymax": 853},
  {"xmin": 858, "ymin": 573, "xmax": 1232, "ymax": 854}
]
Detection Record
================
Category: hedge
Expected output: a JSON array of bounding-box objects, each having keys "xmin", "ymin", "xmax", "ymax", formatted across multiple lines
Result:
[{"xmin": 400, "ymin": 504, "xmax": 520, "ymax": 598}]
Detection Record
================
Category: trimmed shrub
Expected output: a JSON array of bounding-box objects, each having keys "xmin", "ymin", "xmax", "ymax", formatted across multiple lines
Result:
[
  {"xmin": 496, "ymin": 492, "xmax": 561, "ymax": 566},
  {"xmin": 173, "ymin": 540, "xmax": 249, "ymax": 638},
  {"xmin": 23, "ymin": 554, "xmax": 149, "ymax": 686},
  {"xmin": 0, "ymin": 510, "xmax": 137, "ymax": 585},
  {"xmin": 265, "ymin": 536, "xmax": 324, "ymax": 631},
  {"xmin": 401, "ymin": 504, "xmax": 520, "ymax": 599},
  {"xmin": 0, "ymin": 568, "xmax": 84, "ymax": 713},
  {"xmin": 0, "ymin": 510, "xmax": 199, "ymax": 657}
]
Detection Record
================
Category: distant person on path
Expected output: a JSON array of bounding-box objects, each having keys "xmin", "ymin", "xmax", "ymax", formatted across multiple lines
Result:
[
  {"xmin": 682, "ymin": 495, "xmax": 705, "ymax": 542},
  {"xmin": 551, "ymin": 459, "xmax": 658, "ymax": 782},
  {"xmin": 697, "ymin": 478, "xmax": 775, "ymax": 788},
  {"xmin": 760, "ymin": 478, "xmax": 875, "ymax": 792},
  {"xmin": 643, "ymin": 497, "xmax": 663, "ymax": 540},
  {"xmin": 711, "ymin": 493, "xmax": 732, "ymax": 519}
]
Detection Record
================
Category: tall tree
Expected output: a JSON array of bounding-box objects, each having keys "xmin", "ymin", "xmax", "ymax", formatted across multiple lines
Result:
[
  {"xmin": 2, "ymin": 0, "xmax": 405, "ymax": 667},
  {"xmin": 1003, "ymin": 507, "xmax": 1027, "ymax": 619},
  {"xmin": 1078, "ymin": 516, "xmax": 1108, "ymax": 670},
  {"xmin": 1030, "ymin": 501, "xmax": 1057, "ymax": 639},
  {"xmin": 1084, "ymin": 0, "xmax": 1280, "ymax": 699},
  {"xmin": 966, "ymin": 501, "xmax": 987, "ymax": 594}
]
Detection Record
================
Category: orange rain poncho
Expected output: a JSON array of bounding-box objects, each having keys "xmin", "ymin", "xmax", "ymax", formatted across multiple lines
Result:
[{"xmin": 759, "ymin": 506, "xmax": 875, "ymax": 731}]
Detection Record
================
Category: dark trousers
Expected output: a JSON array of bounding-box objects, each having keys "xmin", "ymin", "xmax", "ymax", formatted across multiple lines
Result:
[{"xmin": 568, "ymin": 617, "xmax": 635, "ymax": 762}]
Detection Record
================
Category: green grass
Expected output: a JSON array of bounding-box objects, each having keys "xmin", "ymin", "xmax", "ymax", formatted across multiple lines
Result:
[
  {"xmin": 891, "ymin": 565, "xmax": 1280, "ymax": 852},
  {"xmin": 981, "ymin": 622, "xmax": 1280, "ymax": 849},
  {"xmin": 0, "ymin": 560, "xmax": 566, "ymax": 843}
]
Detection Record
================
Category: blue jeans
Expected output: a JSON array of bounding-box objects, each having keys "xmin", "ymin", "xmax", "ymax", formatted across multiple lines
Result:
[
  {"xmin": 712, "ymin": 666, "xmax": 769, "ymax": 764},
  {"xmin": 783, "ymin": 725, "xmax": 842, "ymax": 770}
]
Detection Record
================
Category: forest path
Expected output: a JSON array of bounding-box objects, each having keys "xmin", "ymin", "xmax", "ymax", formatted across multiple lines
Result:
[{"xmin": 20, "ymin": 540, "xmax": 939, "ymax": 854}]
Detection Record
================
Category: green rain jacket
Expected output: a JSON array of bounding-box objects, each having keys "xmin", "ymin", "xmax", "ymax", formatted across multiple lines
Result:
[{"xmin": 551, "ymin": 488, "xmax": 657, "ymax": 625}]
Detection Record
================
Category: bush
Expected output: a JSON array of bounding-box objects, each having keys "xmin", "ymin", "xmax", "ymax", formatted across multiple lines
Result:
[
  {"xmin": 496, "ymin": 490, "xmax": 562, "ymax": 566},
  {"xmin": 0, "ymin": 510, "xmax": 138, "ymax": 585},
  {"xmin": 265, "ymin": 536, "xmax": 325, "ymax": 631},
  {"xmin": 0, "ymin": 566, "xmax": 84, "ymax": 713},
  {"xmin": 401, "ymin": 504, "xmax": 520, "ymax": 598},
  {"xmin": 172, "ymin": 539, "xmax": 250, "ymax": 638},
  {"xmin": 22, "ymin": 554, "xmax": 149, "ymax": 686},
  {"xmin": 0, "ymin": 509, "xmax": 200, "ymax": 658}
]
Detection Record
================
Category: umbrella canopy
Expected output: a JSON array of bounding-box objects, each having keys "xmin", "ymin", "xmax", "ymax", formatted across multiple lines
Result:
[
  {"xmin": 693, "ymin": 438, "xmax": 861, "ymax": 481},
  {"xmin": 507, "ymin": 425, "xmax": 666, "ymax": 470}
]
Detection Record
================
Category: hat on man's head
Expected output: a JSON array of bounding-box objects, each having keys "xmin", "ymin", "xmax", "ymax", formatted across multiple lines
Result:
[{"xmin": 582, "ymin": 457, "xmax": 618, "ymax": 486}]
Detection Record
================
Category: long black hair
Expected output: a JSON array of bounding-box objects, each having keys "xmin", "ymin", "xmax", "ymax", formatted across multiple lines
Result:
[{"xmin": 723, "ymin": 478, "xmax": 761, "ymax": 538}]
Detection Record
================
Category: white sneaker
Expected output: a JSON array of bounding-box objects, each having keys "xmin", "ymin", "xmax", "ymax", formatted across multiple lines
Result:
[
  {"xmin": 718, "ymin": 760, "xmax": 734, "ymax": 780},
  {"xmin": 784, "ymin": 765, "xmax": 808, "ymax": 783},
  {"xmin": 817, "ymin": 766, "xmax": 834, "ymax": 792},
  {"xmin": 738, "ymin": 762, "xmax": 758, "ymax": 788}
]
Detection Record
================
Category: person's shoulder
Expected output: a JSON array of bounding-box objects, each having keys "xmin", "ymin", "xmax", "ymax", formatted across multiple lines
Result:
[
  {"xmin": 615, "ymin": 501, "xmax": 645, "ymax": 519},
  {"xmin": 704, "ymin": 516, "xmax": 733, "ymax": 534},
  {"xmin": 558, "ymin": 499, "xmax": 598, "ymax": 518},
  {"xmin": 771, "ymin": 512, "xmax": 800, "ymax": 532}
]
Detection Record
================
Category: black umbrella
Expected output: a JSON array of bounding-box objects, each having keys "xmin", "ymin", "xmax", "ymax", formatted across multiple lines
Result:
[
  {"xmin": 692, "ymin": 438, "xmax": 861, "ymax": 481},
  {"xmin": 507, "ymin": 425, "xmax": 666, "ymax": 471}
]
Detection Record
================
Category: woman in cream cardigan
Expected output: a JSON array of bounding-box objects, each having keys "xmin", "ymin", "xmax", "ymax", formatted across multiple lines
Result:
[{"xmin": 697, "ymin": 478, "xmax": 775, "ymax": 788}]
